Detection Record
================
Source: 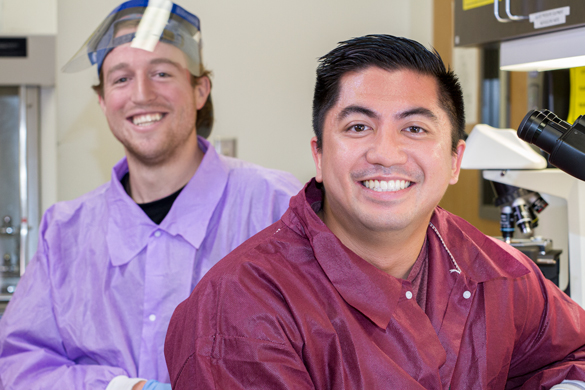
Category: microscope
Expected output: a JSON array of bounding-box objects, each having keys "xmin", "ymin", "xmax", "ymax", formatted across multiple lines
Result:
[{"xmin": 462, "ymin": 110, "xmax": 585, "ymax": 307}]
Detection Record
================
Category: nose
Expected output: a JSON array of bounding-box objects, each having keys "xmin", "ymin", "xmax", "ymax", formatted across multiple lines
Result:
[
  {"xmin": 131, "ymin": 75, "xmax": 157, "ymax": 104},
  {"xmin": 365, "ymin": 128, "xmax": 408, "ymax": 167}
]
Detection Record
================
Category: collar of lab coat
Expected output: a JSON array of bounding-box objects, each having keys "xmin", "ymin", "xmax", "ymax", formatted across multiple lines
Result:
[
  {"xmin": 283, "ymin": 179, "xmax": 530, "ymax": 330},
  {"xmin": 106, "ymin": 136, "xmax": 229, "ymax": 267}
]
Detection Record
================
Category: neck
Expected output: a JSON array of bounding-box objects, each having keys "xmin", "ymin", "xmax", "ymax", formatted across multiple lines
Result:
[
  {"xmin": 126, "ymin": 138, "xmax": 204, "ymax": 204},
  {"xmin": 321, "ymin": 211, "xmax": 430, "ymax": 280}
]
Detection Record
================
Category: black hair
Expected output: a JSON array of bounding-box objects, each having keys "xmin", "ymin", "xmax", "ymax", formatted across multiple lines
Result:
[{"xmin": 312, "ymin": 34, "xmax": 465, "ymax": 152}]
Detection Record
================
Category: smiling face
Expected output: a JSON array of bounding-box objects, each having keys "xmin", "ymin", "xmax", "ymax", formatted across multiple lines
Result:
[
  {"xmin": 98, "ymin": 40, "xmax": 209, "ymax": 167},
  {"xmin": 311, "ymin": 66, "xmax": 465, "ymax": 241}
]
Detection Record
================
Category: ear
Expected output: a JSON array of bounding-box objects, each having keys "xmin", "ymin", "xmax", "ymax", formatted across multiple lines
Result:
[
  {"xmin": 98, "ymin": 94, "xmax": 107, "ymax": 115},
  {"xmin": 310, "ymin": 136, "xmax": 323, "ymax": 183},
  {"xmin": 449, "ymin": 139, "xmax": 466, "ymax": 185},
  {"xmin": 193, "ymin": 76, "xmax": 211, "ymax": 110}
]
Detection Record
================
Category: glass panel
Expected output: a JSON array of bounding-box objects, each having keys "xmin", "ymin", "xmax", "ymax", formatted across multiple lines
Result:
[{"xmin": 0, "ymin": 87, "xmax": 21, "ymax": 297}]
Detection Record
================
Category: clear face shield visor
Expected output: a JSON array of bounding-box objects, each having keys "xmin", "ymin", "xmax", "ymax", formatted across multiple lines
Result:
[{"xmin": 62, "ymin": 0, "xmax": 203, "ymax": 77}]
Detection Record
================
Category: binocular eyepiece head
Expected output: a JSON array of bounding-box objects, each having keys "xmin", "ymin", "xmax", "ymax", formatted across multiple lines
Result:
[{"xmin": 517, "ymin": 109, "xmax": 585, "ymax": 181}]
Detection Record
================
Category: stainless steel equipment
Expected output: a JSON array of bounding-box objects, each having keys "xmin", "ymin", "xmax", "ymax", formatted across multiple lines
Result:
[
  {"xmin": 0, "ymin": 35, "xmax": 55, "ymax": 314},
  {"xmin": 0, "ymin": 86, "xmax": 40, "ymax": 305}
]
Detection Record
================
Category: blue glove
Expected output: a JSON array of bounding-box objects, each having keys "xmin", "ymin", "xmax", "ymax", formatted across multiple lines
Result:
[
  {"xmin": 142, "ymin": 380, "xmax": 172, "ymax": 390},
  {"xmin": 551, "ymin": 381, "xmax": 585, "ymax": 390}
]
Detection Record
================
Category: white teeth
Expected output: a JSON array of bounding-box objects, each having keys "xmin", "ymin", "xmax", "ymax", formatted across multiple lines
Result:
[
  {"xmin": 363, "ymin": 179, "xmax": 411, "ymax": 192},
  {"xmin": 132, "ymin": 113, "xmax": 163, "ymax": 126}
]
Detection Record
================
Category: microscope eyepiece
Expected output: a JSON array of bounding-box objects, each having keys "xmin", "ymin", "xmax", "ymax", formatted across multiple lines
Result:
[
  {"xmin": 518, "ymin": 110, "xmax": 570, "ymax": 152},
  {"xmin": 517, "ymin": 109, "xmax": 585, "ymax": 181}
]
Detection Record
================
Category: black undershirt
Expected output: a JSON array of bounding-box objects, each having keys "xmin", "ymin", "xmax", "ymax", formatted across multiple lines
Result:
[{"xmin": 121, "ymin": 172, "xmax": 185, "ymax": 225}]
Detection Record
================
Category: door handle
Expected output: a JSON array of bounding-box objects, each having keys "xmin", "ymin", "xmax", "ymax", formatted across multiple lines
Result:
[
  {"xmin": 505, "ymin": 0, "xmax": 528, "ymax": 21},
  {"xmin": 494, "ymin": 0, "xmax": 512, "ymax": 23}
]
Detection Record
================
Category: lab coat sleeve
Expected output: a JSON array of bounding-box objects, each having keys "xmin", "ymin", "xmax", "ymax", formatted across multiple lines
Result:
[
  {"xmin": 504, "ymin": 260, "xmax": 585, "ymax": 389},
  {"xmin": 165, "ymin": 262, "xmax": 315, "ymax": 390},
  {"xmin": 168, "ymin": 334, "xmax": 315, "ymax": 390},
  {"xmin": 266, "ymin": 171, "xmax": 302, "ymax": 221},
  {"xmin": 246, "ymin": 170, "xmax": 301, "ymax": 228},
  {"xmin": 0, "ymin": 221, "xmax": 127, "ymax": 390},
  {"xmin": 222, "ymin": 168, "xmax": 301, "ymax": 242}
]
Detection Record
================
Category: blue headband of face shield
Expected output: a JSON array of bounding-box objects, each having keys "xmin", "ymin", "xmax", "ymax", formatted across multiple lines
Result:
[{"xmin": 62, "ymin": 0, "xmax": 203, "ymax": 77}]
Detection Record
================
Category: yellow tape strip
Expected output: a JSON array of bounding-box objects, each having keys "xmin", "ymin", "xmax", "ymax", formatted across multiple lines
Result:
[
  {"xmin": 568, "ymin": 67, "xmax": 585, "ymax": 123},
  {"xmin": 463, "ymin": 0, "xmax": 496, "ymax": 12}
]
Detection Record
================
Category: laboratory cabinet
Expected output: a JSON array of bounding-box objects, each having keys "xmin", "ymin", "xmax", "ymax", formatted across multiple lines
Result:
[
  {"xmin": 0, "ymin": 86, "xmax": 41, "ymax": 305},
  {"xmin": 454, "ymin": 0, "xmax": 585, "ymax": 46},
  {"xmin": 0, "ymin": 35, "xmax": 54, "ymax": 314}
]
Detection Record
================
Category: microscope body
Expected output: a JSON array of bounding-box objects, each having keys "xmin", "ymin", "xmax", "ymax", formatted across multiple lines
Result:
[
  {"xmin": 462, "ymin": 121, "xmax": 585, "ymax": 306},
  {"xmin": 483, "ymin": 169, "xmax": 585, "ymax": 305}
]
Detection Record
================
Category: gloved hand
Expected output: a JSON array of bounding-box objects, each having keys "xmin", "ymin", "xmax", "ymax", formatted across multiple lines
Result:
[
  {"xmin": 142, "ymin": 380, "xmax": 172, "ymax": 390},
  {"xmin": 551, "ymin": 380, "xmax": 585, "ymax": 390}
]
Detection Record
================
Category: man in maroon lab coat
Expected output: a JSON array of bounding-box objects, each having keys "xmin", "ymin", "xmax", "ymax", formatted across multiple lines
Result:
[{"xmin": 164, "ymin": 34, "xmax": 585, "ymax": 390}]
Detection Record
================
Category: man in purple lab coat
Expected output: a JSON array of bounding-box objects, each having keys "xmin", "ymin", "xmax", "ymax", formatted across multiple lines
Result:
[
  {"xmin": 165, "ymin": 34, "xmax": 585, "ymax": 389},
  {"xmin": 0, "ymin": 1, "xmax": 300, "ymax": 390}
]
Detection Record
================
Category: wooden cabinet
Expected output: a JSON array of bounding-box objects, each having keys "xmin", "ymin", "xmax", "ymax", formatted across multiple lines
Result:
[{"xmin": 454, "ymin": 0, "xmax": 585, "ymax": 46}]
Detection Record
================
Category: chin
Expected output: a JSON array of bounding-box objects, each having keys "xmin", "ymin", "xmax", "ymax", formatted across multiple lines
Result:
[{"xmin": 357, "ymin": 214, "xmax": 408, "ymax": 232}]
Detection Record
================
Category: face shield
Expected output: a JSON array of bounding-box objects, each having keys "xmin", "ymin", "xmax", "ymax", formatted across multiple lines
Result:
[
  {"xmin": 63, "ymin": 0, "xmax": 213, "ymax": 138},
  {"xmin": 62, "ymin": 0, "xmax": 203, "ymax": 77}
]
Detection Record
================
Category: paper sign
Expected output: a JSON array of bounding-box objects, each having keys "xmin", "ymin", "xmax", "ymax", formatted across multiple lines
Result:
[{"xmin": 529, "ymin": 6, "xmax": 570, "ymax": 29}]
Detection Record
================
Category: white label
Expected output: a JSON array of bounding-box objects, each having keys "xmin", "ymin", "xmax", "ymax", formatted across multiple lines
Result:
[{"xmin": 529, "ymin": 6, "xmax": 570, "ymax": 29}]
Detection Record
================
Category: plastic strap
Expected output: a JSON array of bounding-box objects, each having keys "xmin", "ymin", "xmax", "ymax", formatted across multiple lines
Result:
[{"xmin": 131, "ymin": 0, "xmax": 173, "ymax": 52}]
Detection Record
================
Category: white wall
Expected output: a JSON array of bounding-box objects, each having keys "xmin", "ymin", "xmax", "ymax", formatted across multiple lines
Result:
[
  {"xmin": 0, "ymin": 0, "xmax": 58, "ymax": 213},
  {"xmin": 57, "ymin": 0, "xmax": 433, "ymax": 201},
  {"xmin": 1, "ymin": 0, "xmax": 57, "ymax": 34}
]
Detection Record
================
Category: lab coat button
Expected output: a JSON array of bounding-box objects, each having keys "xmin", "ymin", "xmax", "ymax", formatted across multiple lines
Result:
[
  {"xmin": 405, "ymin": 291, "xmax": 413, "ymax": 300},
  {"xmin": 463, "ymin": 291, "xmax": 471, "ymax": 299},
  {"xmin": 149, "ymin": 314, "xmax": 156, "ymax": 322}
]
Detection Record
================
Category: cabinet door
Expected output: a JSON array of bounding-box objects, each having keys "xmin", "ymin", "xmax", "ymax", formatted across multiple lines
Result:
[
  {"xmin": 0, "ymin": 87, "xmax": 21, "ymax": 298},
  {"xmin": 0, "ymin": 86, "xmax": 40, "ymax": 308},
  {"xmin": 454, "ymin": 0, "xmax": 585, "ymax": 46}
]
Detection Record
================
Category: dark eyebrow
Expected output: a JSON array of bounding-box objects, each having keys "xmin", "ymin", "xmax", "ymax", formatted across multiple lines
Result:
[
  {"xmin": 396, "ymin": 107, "xmax": 438, "ymax": 123},
  {"xmin": 337, "ymin": 105, "xmax": 380, "ymax": 122}
]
